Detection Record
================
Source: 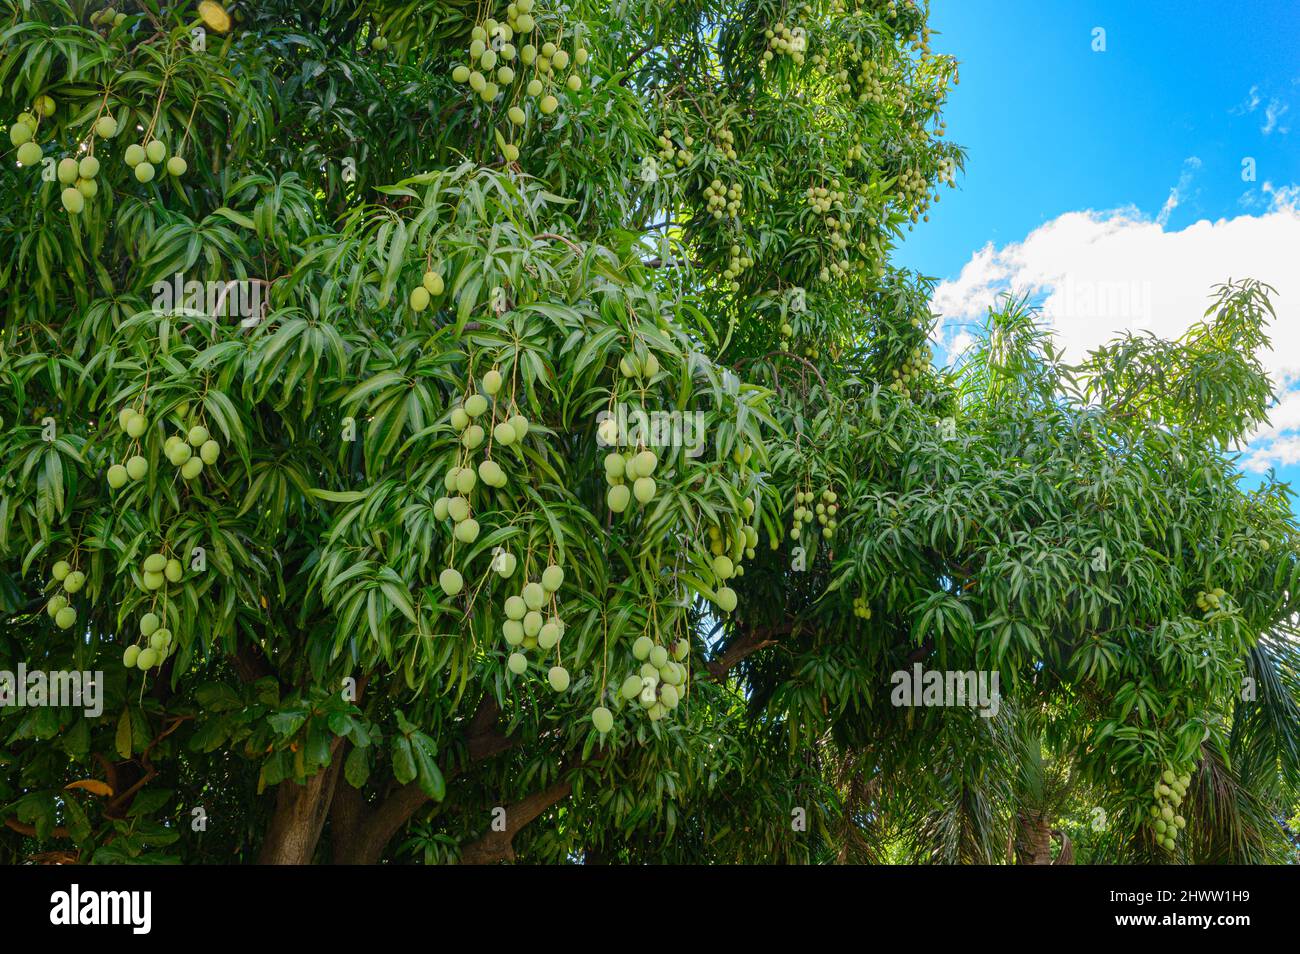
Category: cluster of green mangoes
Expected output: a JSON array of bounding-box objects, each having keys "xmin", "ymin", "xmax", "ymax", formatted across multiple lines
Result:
[
  {"xmin": 90, "ymin": 6, "xmax": 128, "ymax": 30},
  {"xmin": 616, "ymin": 348, "xmax": 661, "ymax": 382},
  {"xmin": 708, "ymin": 522, "xmax": 755, "ymax": 570},
  {"xmin": 164, "ymin": 424, "xmax": 221, "ymax": 481},
  {"xmin": 9, "ymin": 97, "xmax": 56, "ymax": 167},
  {"xmin": 53, "ymin": 152, "xmax": 104, "ymax": 214},
  {"xmin": 617, "ymin": 635, "xmax": 690, "ymax": 721},
  {"xmin": 890, "ymin": 342, "xmax": 931, "ymax": 399},
  {"xmin": 852, "ymin": 595, "xmax": 871, "ymax": 619},
  {"xmin": 706, "ymin": 492, "xmax": 759, "ymax": 614},
  {"xmin": 818, "ymin": 254, "xmax": 857, "ymax": 283},
  {"xmin": 451, "ymin": 368, "xmax": 530, "ymax": 460},
  {"xmin": 655, "ymin": 127, "xmax": 695, "ymax": 169},
  {"xmin": 137, "ymin": 550, "xmax": 185, "ymax": 593},
  {"xmin": 123, "ymin": 136, "xmax": 187, "ymax": 184},
  {"xmin": 831, "ymin": 68, "xmax": 853, "ymax": 97},
  {"xmin": 722, "ymin": 243, "xmax": 753, "ymax": 291},
  {"xmin": 804, "ymin": 184, "xmax": 868, "ymax": 283},
  {"xmin": 45, "ymin": 560, "xmax": 86, "ymax": 630},
  {"xmin": 894, "ymin": 165, "xmax": 933, "ymax": 221},
  {"xmin": 805, "ymin": 184, "xmax": 843, "ymax": 217},
  {"xmin": 500, "ymin": 566, "xmax": 568, "ymax": 686},
  {"xmin": 449, "ymin": 2, "xmax": 591, "ymax": 160},
  {"xmin": 122, "ymin": 610, "xmax": 175, "ymax": 672},
  {"xmin": 779, "ymin": 320, "xmax": 795, "ymax": 352},
  {"xmin": 762, "ymin": 20, "xmax": 807, "ymax": 65},
  {"xmin": 603, "ymin": 448, "xmax": 659, "ymax": 512},
  {"xmin": 791, "ymin": 487, "xmax": 839, "ymax": 541},
  {"xmin": 448, "ymin": 373, "xmax": 527, "ymax": 452},
  {"xmin": 806, "ymin": 200, "xmax": 856, "ymax": 280},
  {"xmin": 1147, "ymin": 768, "xmax": 1191, "ymax": 852},
  {"xmin": 715, "ymin": 126, "xmax": 738, "ymax": 162},
  {"xmin": 825, "ymin": 212, "xmax": 852, "ymax": 256},
  {"xmin": 853, "ymin": 59, "xmax": 889, "ymax": 105},
  {"xmin": 704, "ymin": 538, "xmax": 742, "ymax": 613},
  {"xmin": 858, "ymin": 0, "xmax": 929, "ymax": 47},
  {"xmin": 831, "ymin": 40, "xmax": 910, "ymax": 111},
  {"xmin": 435, "ymin": 489, "xmax": 481, "ymax": 575},
  {"xmin": 107, "ymin": 406, "xmax": 151, "ymax": 488},
  {"xmin": 777, "ymin": 327, "xmax": 825, "ymax": 361},
  {"xmin": 437, "ymin": 374, "xmax": 533, "ymax": 592},
  {"xmin": 1195, "ymin": 587, "xmax": 1227, "ymax": 614},
  {"xmin": 408, "ymin": 267, "xmax": 446, "ymax": 311},
  {"xmin": 703, "ymin": 179, "xmax": 743, "ymax": 220}
]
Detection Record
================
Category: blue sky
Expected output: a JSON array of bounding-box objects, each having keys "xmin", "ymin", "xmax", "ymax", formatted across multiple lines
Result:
[{"xmin": 899, "ymin": 0, "xmax": 1300, "ymax": 497}]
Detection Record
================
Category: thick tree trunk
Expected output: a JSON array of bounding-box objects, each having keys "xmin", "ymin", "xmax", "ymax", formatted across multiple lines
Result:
[
  {"xmin": 257, "ymin": 749, "xmax": 342, "ymax": 865},
  {"xmin": 332, "ymin": 780, "xmax": 433, "ymax": 865},
  {"xmin": 329, "ymin": 695, "xmax": 516, "ymax": 864}
]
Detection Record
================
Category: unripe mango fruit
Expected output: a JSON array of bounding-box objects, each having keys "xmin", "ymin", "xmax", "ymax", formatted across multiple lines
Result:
[
  {"xmin": 541, "ymin": 564, "xmax": 564, "ymax": 591},
  {"xmin": 439, "ymin": 567, "xmax": 463, "ymax": 595}
]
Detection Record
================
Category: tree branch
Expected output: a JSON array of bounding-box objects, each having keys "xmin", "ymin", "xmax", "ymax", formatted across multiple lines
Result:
[
  {"xmin": 331, "ymin": 694, "xmax": 514, "ymax": 863},
  {"xmin": 706, "ymin": 622, "xmax": 794, "ymax": 680},
  {"xmin": 457, "ymin": 779, "xmax": 574, "ymax": 865}
]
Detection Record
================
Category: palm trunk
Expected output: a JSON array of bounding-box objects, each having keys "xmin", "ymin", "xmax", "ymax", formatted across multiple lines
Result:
[
  {"xmin": 1013, "ymin": 810, "xmax": 1073, "ymax": 865},
  {"xmin": 1013, "ymin": 810, "xmax": 1055, "ymax": 864}
]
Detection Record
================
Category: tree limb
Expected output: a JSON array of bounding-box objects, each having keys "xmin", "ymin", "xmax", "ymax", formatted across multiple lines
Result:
[
  {"xmin": 457, "ymin": 779, "xmax": 574, "ymax": 865},
  {"xmin": 331, "ymin": 694, "xmax": 514, "ymax": 864},
  {"xmin": 706, "ymin": 622, "xmax": 794, "ymax": 680}
]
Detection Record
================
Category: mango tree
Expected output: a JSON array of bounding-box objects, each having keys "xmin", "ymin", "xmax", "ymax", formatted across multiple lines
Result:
[{"xmin": 1, "ymin": 0, "xmax": 1296, "ymax": 865}]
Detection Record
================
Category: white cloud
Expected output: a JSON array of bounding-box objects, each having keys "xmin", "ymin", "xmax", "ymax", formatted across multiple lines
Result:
[
  {"xmin": 1243, "ymin": 390, "xmax": 1300, "ymax": 471},
  {"xmin": 1157, "ymin": 157, "xmax": 1201, "ymax": 226},
  {"xmin": 1263, "ymin": 98, "xmax": 1290, "ymax": 135},
  {"xmin": 1233, "ymin": 85, "xmax": 1262, "ymax": 115},
  {"xmin": 1230, "ymin": 82, "xmax": 1290, "ymax": 134},
  {"xmin": 1239, "ymin": 181, "xmax": 1300, "ymax": 213},
  {"xmin": 931, "ymin": 186, "xmax": 1300, "ymax": 472}
]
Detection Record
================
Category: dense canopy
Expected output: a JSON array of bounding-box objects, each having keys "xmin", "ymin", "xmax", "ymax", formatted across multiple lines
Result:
[{"xmin": 1, "ymin": 0, "xmax": 1297, "ymax": 865}]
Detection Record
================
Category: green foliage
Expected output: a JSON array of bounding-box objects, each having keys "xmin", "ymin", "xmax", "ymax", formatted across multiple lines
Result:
[{"xmin": 1, "ymin": 0, "xmax": 1296, "ymax": 865}]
